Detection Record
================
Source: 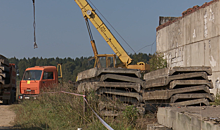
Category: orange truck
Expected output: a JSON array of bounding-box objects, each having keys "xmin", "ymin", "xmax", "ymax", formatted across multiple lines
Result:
[{"xmin": 18, "ymin": 64, "xmax": 62, "ymax": 100}]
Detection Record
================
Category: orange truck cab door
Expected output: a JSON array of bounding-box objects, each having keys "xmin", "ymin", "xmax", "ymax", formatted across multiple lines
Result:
[{"xmin": 41, "ymin": 69, "xmax": 58, "ymax": 89}]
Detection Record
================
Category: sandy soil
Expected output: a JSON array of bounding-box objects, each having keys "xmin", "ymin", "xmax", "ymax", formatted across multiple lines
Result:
[{"xmin": 0, "ymin": 104, "xmax": 15, "ymax": 127}]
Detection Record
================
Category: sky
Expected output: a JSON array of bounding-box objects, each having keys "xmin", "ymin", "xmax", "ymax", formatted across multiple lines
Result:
[{"xmin": 0, "ymin": 0, "xmax": 211, "ymax": 59}]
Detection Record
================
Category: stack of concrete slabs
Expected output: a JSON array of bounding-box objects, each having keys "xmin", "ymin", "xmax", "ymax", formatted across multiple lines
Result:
[{"xmin": 143, "ymin": 66, "xmax": 214, "ymax": 106}]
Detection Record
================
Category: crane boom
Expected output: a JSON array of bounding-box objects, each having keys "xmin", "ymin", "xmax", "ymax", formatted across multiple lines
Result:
[
  {"xmin": 75, "ymin": 0, "xmax": 150, "ymax": 71},
  {"xmin": 75, "ymin": 0, "xmax": 132, "ymax": 66}
]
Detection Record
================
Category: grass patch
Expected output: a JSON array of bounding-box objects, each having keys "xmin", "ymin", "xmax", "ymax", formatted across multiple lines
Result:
[
  {"xmin": 13, "ymin": 85, "xmax": 156, "ymax": 129},
  {"xmin": 211, "ymin": 93, "xmax": 220, "ymax": 106}
]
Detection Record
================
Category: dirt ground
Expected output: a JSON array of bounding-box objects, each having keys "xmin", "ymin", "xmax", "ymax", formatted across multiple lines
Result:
[{"xmin": 0, "ymin": 102, "xmax": 15, "ymax": 128}]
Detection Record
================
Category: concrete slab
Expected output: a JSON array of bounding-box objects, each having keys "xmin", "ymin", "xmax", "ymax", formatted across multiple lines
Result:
[
  {"xmin": 97, "ymin": 81, "xmax": 141, "ymax": 92},
  {"xmin": 143, "ymin": 85, "xmax": 210, "ymax": 100},
  {"xmin": 170, "ymin": 93, "xmax": 215, "ymax": 103},
  {"xmin": 77, "ymin": 81, "xmax": 141, "ymax": 92},
  {"xmin": 76, "ymin": 67, "xmax": 98, "ymax": 81},
  {"xmin": 144, "ymin": 72, "xmax": 208, "ymax": 89},
  {"xmin": 144, "ymin": 66, "xmax": 212, "ymax": 81},
  {"xmin": 76, "ymin": 67, "xmax": 141, "ymax": 81},
  {"xmin": 0, "ymin": 59, "xmax": 9, "ymax": 67},
  {"xmin": 168, "ymin": 72, "xmax": 208, "ymax": 81},
  {"xmin": 157, "ymin": 106, "xmax": 220, "ymax": 130},
  {"xmin": 100, "ymin": 74, "xmax": 144, "ymax": 85},
  {"xmin": 97, "ymin": 88, "xmax": 142, "ymax": 101},
  {"xmin": 0, "ymin": 73, "xmax": 7, "ymax": 78},
  {"xmin": 169, "ymin": 66, "xmax": 212, "ymax": 76},
  {"xmin": 144, "ymin": 68, "xmax": 169, "ymax": 81},
  {"xmin": 147, "ymin": 124, "xmax": 172, "ymax": 130},
  {"xmin": 0, "ymin": 80, "xmax": 5, "ymax": 85},
  {"xmin": 169, "ymin": 80, "xmax": 213, "ymax": 89},
  {"xmin": 0, "ymin": 66, "xmax": 9, "ymax": 72},
  {"xmin": 171, "ymin": 98, "xmax": 210, "ymax": 106}
]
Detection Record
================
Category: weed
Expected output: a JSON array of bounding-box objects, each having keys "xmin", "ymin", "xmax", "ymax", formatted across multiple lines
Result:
[
  {"xmin": 123, "ymin": 105, "xmax": 138, "ymax": 127},
  {"xmin": 13, "ymin": 84, "xmax": 156, "ymax": 129},
  {"xmin": 211, "ymin": 93, "xmax": 220, "ymax": 105}
]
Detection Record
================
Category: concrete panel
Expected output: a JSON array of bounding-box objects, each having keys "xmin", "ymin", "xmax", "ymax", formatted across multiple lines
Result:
[
  {"xmin": 76, "ymin": 67, "xmax": 141, "ymax": 81},
  {"xmin": 198, "ymin": 41, "xmax": 205, "ymax": 65},
  {"xmin": 206, "ymin": 3, "xmax": 219, "ymax": 39},
  {"xmin": 170, "ymin": 93, "xmax": 215, "ymax": 103},
  {"xmin": 190, "ymin": 42, "xmax": 200, "ymax": 66},
  {"xmin": 183, "ymin": 14, "xmax": 192, "ymax": 45},
  {"xmin": 204, "ymin": 40, "xmax": 210, "ymax": 66},
  {"xmin": 170, "ymin": 80, "xmax": 213, "ymax": 89},
  {"xmin": 143, "ymin": 85, "xmax": 210, "ymax": 100},
  {"xmin": 192, "ymin": 9, "xmax": 204, "ymax": 42},
  {"xmin": 218, "ymin": 2, "xmax": 220, "ymax": 36},
  {"xmin": 144, "ymin": 66, "xmax": 212, "ymax": 81},
  {"xmin": 184, "ymin": 44, "xmax": 191, "ymax": 66},
  {"xmin": 77, "ymin": 81, "xmax": 141, "ymax": 93},
  {"xmin": 144, "ymin": 68, "xmax": 169, "ymax": 81},
  {"xmin": 147, "ymin": 124, "xmax": 171, "ymax": 130},
  {"xmin": 209, "ymin": 37, "xmax": 219, "ymax": 71},
  {"xmin": 97, "ymin": 88, "xmax": 142, "ymax": 101},
  {"xmin": 157, "ymin": 106, "xmax": 220, "ymax": 130},
  {"xmin": 171, "ymin": 98, "xmax": 210, "ymax": 107},
  {"xmin": 0, "ymin": 59, "xmax": 9, "ymax": 67},
  {"xmin": 144, "ymin": 72, "xmax": 209, "ymax": 89},
  {"xmin": 189, "ymin": 41, "xmax": 205, "ymax": 66},
  {"xmin": 0, "ymin": 66, "xmax": 9, "ymax": 72},
  {"xmin": 190, "ymin": 10, "xmax": 197, "ymax": 43},
  {"xmin": 178, "ymin": 19, "xmax": 184, "ymax": 47},
  {"xmin": 168, "ymin": 21, "xmax": 181, "ymax": 50},
  {"xmin": 100, "ymin": 74, "xmax": 144, "ymax": 85},
  {"xmin": 157, "ymin": 28, "xmax": 168, "ymax": 52}
]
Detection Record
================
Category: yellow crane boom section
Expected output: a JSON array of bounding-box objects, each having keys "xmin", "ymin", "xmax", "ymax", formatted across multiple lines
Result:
[{"xmin": 75, "ymin": 0, "xmax": 132, "ymax": 66}]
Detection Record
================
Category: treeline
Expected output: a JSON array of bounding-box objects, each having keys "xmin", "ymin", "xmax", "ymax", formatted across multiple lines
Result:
[{"xmin": 8, "ymin": 53, "xmax": 151, "ymax": 82}]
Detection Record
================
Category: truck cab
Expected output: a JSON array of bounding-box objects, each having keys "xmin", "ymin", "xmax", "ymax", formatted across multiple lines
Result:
[{"xmin": 19, "ymin": 65, "xmax": 61, "ymax": 99}]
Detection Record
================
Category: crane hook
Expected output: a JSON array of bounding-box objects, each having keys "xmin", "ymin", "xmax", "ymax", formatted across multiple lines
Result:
[{"xmin": 32, "ymin": 0, "xmax": 38, "ymax": 49}]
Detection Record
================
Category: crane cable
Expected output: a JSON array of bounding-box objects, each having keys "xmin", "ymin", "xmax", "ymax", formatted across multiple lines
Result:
[
  {"xmin": 88, "ymin": 0, "xmax": 136, "ymax": 54},
  {"xmin": 136, "ymin": 38, "xmax": 156, "ymax": 54},
  {"xmin": 32, "ymin": 0, "xmax": 38, "ymax": 49}
]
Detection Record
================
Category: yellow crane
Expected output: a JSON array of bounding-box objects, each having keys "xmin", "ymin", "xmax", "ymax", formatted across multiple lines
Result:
[{"xmin": 75, "ymin": 0, "xmax": 150, "ymax": 71}]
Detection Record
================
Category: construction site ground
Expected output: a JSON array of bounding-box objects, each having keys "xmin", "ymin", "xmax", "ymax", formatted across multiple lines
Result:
[{"xmin": 0, "ymin": 102, "xmax": 15, "ymax": 129}]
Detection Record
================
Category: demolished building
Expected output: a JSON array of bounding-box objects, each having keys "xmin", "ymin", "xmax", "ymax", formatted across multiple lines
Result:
[{"xmin": 156, "ymin": 0, "xmax": 220, "ymax": 95}]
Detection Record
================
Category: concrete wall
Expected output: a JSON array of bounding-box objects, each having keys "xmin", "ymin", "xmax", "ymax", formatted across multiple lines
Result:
[{"xmin": 156, "ymin": 0, "xmax": 220, "ymax": 95}]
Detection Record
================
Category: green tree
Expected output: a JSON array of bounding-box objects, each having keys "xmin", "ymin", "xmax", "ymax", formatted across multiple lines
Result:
[
  {"xmin": 62, "ymin": 62, "xmax": 76, "ymax": 82},
  {"xmin": 18, "ymin": 60, "xmax": 28, "ymax": 79},
  {"xmin": 8, "ymin": 56, "xmax": 19, "ymax": 65},
  {"xmin": 149, "ymin": 52, "xmax": 167, "ymax": 71},
  {"xmin": 8, "ymin": 53, "xmax": 152, "ymax": 81},
  {"xmin": 29, "ymin": 57, "xmax": 37, "ymax": 67}
]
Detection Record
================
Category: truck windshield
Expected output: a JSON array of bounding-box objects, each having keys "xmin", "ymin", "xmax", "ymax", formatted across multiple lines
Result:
[{"xmin": 23, "ymin": 70, "xmax": 42, "ymax": 80}]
